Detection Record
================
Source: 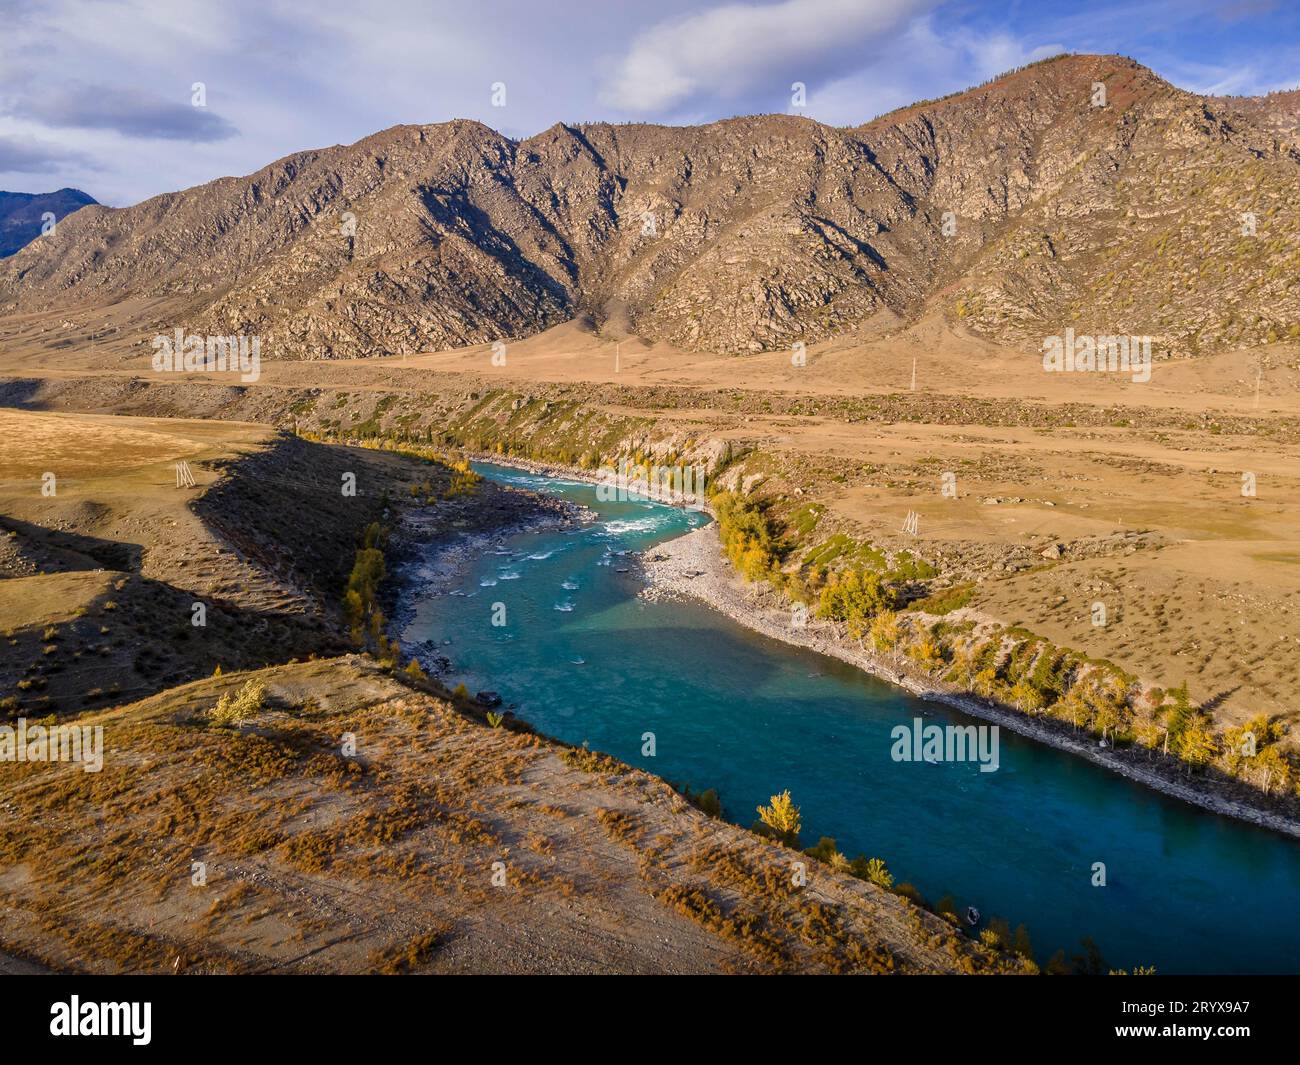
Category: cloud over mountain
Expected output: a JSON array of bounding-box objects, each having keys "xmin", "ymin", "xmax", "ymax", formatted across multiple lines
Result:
[
  {"xmin": 12, "ymin": 85, "xmax": 238, "ymax": 141},
  {"xmin": 599, "ymin": 0, "xmax": 932, "ymax": 113}
]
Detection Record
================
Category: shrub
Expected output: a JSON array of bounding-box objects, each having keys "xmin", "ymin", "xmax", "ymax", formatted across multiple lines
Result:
[
  {"xmin": 887, "ymin": 550, "xmax": 939, "ymax": 582},
  {"xmin": 209, "ymin": 678, "xmax": 267, "ymax": 727},
  {"xmin": 562, "ymin": 741, "xmax": 621, "ymax": 774},
  {"xmin": 677, "ymin": 784, "xmax": 724, "ymax": 818},
  {"xmin": 893, "ymin": 882, "xmax": 925, "ymax": 906},
  {"xmin": 862, "ymin": 857, "xmax": 894, "ymax": 889},
  {"xmin": 935, "ymin": 894, "xmax": 961, "ymax": 925},
  {"xmin": 980, "ymin": 917, "xmax": 1012, "ymax": 950},
  {"xmin": 804, "ymin": 836, "xmax": 839, "ymax": 863}
]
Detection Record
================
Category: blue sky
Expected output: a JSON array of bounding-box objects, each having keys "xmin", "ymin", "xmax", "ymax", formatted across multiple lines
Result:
[{"xmin": 1, "ymin": 0, "xmax": 1297, "ymax": 206}]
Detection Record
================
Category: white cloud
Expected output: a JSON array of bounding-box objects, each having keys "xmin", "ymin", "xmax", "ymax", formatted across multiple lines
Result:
[
  {"xmin": 793, "ymin": 17, "xmax": 1064, "ymax": 127},
  {"xmin": 1156, "ymin": 56, "xmax": 1300, "ymax": 96},
  {"xmin": 1, "ymin": 0, "xmax": 1293, "ymax": 205},
  {"xmin": 599, "ymin": 0, "xmax": 935, "ymax": 113},
  {"xmin": 964, "ymin": 33, "xmax": 1065, "ymax": 79}
]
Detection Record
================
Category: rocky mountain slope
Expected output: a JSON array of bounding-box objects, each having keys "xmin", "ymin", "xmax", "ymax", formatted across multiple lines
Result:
[
  {"xmin": 1, "ymin": 54, "xmax": 1296, "ymax": 358},
  {"xmin": 0, "ymin": 188, "xmax": 96, "ymax": 258}
]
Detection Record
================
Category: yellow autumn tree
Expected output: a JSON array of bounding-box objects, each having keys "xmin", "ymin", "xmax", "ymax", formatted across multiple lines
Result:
[
  {"xmin": 1132, "ymin": 718, "xmax": 1163, "ymax": 757},
  {"xmin": 906, "ymin": 633, "xmax": 945, "ymax": 671},
  {"xmin": 818, "ymin": 569, "xmax": 896, "ymax": 640},
  {"xmin": 1177, "ymin": 720, "xmax": 1217, "ymax": 775},
  {"xmin": 870, "ymin": 609, "xmax": 900, "ymax": 652},
  {"xmin": 756, "ymin": 790, "xmax": 801, "ymax": 846},
  {"xmin": 1252, "ymin": 746, "xmax": 1293, "ymax": 796},
  {"xmin": 1009, "ymin": 678, "xmax": 1047, "ymax": 713}
]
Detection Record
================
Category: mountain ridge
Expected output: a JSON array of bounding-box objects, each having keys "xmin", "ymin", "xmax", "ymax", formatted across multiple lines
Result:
[{"xmin": 2, "ymin": 53, "xmax": 1297, "ymax": 359}]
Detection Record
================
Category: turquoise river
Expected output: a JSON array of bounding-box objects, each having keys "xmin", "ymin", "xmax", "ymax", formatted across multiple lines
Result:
[{"xmin": 397, "ymin": 461, "xmax": 1300, "ymax": 974}]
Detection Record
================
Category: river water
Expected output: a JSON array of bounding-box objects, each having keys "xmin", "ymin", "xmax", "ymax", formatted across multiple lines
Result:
[{"xmin": 397, "ymin": 461, "xmax": 1300, "ymax": 974}]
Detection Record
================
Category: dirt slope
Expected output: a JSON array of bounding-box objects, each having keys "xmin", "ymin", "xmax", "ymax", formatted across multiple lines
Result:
[{"xmin": 0, "ymin": 656, "xmax": 1018, "ymax": 974}]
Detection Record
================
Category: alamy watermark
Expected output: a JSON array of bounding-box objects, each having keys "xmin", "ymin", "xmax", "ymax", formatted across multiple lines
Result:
[
  {"xmin": 890, "ymin": 716, "xmax": 999, "ymax": 773},
  {"xmin": 50, "ymin": 996, "xmax": 150, "ymax": 1045},
  {"xmin": 1042, "ymin": 328, "xmax": 1151, "ymax": 384},
  {"xmin": 595, "ymin": 460, "xmax": 707, "ymax": 509},
  {"xmin": 151, "ymin": 329, "xmax": 261, "ymax": 382},
  {"xmin": 1, "ymin": 718, "xmax": 103, "ymax": 773}
]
